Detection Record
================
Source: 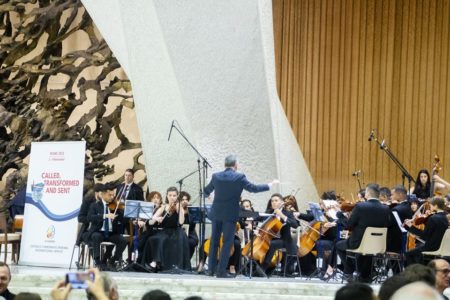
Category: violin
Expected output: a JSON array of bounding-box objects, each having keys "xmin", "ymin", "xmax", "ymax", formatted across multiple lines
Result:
[{"xmin": 108, "ymin": 199, "xmax": 125, "ymax": 211}]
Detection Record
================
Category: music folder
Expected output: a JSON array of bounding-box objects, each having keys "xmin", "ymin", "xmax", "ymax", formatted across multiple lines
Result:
[
  {"xmin": 124, "ymin": 200, "xmax": 154, "ymax": 220},
  {"xmin": 187, "ymin": 204, "xmax": 212, "ymax": 224}
]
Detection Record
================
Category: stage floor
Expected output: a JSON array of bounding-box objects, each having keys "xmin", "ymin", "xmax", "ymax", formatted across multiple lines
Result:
[{"xmin": 9, "ymin": 265, "xmax": 349, "ymax": 300}]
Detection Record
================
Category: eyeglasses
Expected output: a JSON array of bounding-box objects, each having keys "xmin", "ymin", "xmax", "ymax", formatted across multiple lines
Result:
[{"xmin": 436, "ymin": 268, "xmax": 450, "ymax": 275}]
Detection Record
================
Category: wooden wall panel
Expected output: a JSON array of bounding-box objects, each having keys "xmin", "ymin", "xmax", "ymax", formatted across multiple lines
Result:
[{"xmin": 273, "ymin": 0, "xmax": 450, "ymax": 197}]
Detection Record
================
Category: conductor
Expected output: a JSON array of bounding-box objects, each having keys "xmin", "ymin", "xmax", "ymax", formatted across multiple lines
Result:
[{"xmin": 204, "ymin": 155, "xmax": 278, "ymax": 278}]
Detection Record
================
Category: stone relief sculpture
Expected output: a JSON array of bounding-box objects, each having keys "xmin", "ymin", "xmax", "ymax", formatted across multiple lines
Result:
[{"xmin": 0, "ymin": 0, "xmax": 146, "ymax": 211}]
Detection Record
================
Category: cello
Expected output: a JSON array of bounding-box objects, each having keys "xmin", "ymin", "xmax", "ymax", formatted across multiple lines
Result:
[{"xmin": 242, "ymin": 213, "xmax": 284, "ymax": 267}]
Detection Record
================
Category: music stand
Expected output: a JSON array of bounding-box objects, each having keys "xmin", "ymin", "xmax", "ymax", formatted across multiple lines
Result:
[
  {"xmin": 240, "ymin": 210, "xmax": 269, "ymax": 279},
  {"xmin": 121, "ymin": 200, "xmax": 154, "ymax": 272}
]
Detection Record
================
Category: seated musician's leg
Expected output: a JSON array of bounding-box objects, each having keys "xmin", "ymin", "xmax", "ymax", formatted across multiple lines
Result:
[
  {"xmin": 90, "ymin": 232, "xmax": 104, "ymax": 266},
  {"xmin": 336, "ymin": 239, "xmax": 354, "ymax": 275},
  {"xmin": 406, "ymin": 246, "xmax": 424, "ymax": 266},
  {"xmin": 109, "ymin": 233, "xmax": 127, "ymax": 262},
  {"xmin": 228, "ymin": 237, "xmax": 241, "ymax": 274},
  {"xmin": 261, "ymin": 239, "xmax": 284, "ymax": 271}
]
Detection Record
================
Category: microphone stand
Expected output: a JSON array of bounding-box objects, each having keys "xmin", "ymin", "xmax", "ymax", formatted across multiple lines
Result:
[
  {"xmin": 168, "ymin": 121, "xmax": 212, "ymax": 267},
  {"xmin": 369, "ymin": 133, "xmax": 415, "ymax": 193}
]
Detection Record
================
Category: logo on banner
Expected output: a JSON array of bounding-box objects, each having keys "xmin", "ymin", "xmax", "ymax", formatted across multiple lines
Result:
[
  {"xmin": 46, "ymin": 225, "xmax": 56, "ymax": 239},
  {"xmin": 31, "ymin": 182, "xmax": 45, "ymax": 201}
]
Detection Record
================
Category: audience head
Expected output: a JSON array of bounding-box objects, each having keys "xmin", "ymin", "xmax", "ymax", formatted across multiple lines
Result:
[
  {"xmin": 392, "ymin": 185, "xmax": 407, "ymax": 202},
  {"xmin": 365, "ymin": 183, "xmax": 380, "ymax": 199},
  {"xmin": 427, "ymin": 259, "xmax": 450, "ymax": 294},
  {"xmin": 0, "ymin": 262, "xmax": 11, "ymax": 294},
  {"xmin": 142, "ymin": 289, "xmax": 171, "ymax": 300},
  {"xmin": 86, "ymin": 272, "xmax": 118, "ymax": 300},
  {"xmin": 390, "ymin": 281, "xmax": 443, "ymax": 300},
  {"xmin": 378, "ymin": 274, "xmax": 412, "ymax": 300},
  {"xmin": 184, "ymin": 297, "xmax": 203, "ymax": 300},
  {"xmin": 334, "ymin": 282, "xmax": 374, "ymax": 300},
  {"xmin": 14, "ymin": 293, "xmax": 41, "ymax": 300},
  {"xmin": 402, "ymin": 264, "xmax": 436, "ymax": 287}
]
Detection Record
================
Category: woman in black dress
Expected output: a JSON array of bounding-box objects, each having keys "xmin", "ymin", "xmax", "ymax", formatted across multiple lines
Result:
[{"xmin": 142, "ymin": 187, "xmax": 190, "ymax": 271}]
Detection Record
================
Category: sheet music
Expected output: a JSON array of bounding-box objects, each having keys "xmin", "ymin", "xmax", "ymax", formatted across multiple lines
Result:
[{"xmin": 392, "ymin": 211, "xmax": 407, "ymax": 233}]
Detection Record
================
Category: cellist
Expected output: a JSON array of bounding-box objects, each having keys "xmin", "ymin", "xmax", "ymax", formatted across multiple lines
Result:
[{"xmin": 260, "ymin": 193, "xmax": 299, "ymax": 274}]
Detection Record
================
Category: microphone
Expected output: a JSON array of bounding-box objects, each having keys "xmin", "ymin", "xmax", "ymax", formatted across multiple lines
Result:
[
  {"xmin": 380, "ymin": 139, "xmax": 386, "ymax": 149},
  {"xmin": 368, "ymin": 129, "xmax": 375, "ymax": 141},
  {"xmin": 352, "ymin": 170, "xmax": 361, "ymax": 176},
  {"xmin": 168, "ymin": 120, "xmax": 175, "ymax": 141}
]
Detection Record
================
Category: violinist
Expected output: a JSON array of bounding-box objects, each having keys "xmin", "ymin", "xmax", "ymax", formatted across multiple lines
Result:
[
  {"xmin": 336, "ymin": 184, "xmax": 391, "ymax": 283},
  {"xmin": 386, "ymin": 185, "xmax": 413, "ymax": 254},
  {"xmin": 135, "ymin": 191, "xmax": 162, "ymax": 264},
  {"xmin": 404, "ymin": 197, "xmax": 449, "ymax": 265},
  {"xmin": 260, "ymin": 193, "xmax": 299, "ymax": 274},
  {"xmin": 141, "ymin": 187, "xmax": 190, "ymax": 272},
  {"xmin": 179, "ymin": 191, "xmax": 199, "ymax": 260},
  {"xmin": 86, "ymin": 183, "xmax": 128, "ymax": 271},
  {"xmin": 379, "ymin": 187, "xmax": 391, "ymax": 205},
  {"xmin": 116, "ymin": 168, "xmax": 144, "ymax": 262}
]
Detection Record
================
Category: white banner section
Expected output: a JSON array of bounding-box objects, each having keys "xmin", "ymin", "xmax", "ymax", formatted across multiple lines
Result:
[{"xmin": 20, "ymin": 141, "xmax": 85, "ymax": 267}]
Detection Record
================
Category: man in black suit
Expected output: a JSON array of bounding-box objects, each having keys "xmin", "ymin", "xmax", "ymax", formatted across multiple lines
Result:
[
  {"xmin": 116, "ymin": 168, "xmax": 144, "ymax": 261},
  {"xmin": 78, "ymin": 183, "xmax": 103, "ymax": 244},
  {"xmin": 404, "ymin": 197, "xmax": 449, "ymax": 265},
  {"xmin": 336, "ymin": 183, "xmax": 391, "ymax": 282},
  {"xmin": 86, "ymin": 184, "xmax": 127, "ymax": 270},
  {"xmin": 387, "ymin": 185, "xmax": 413, "ymax": 254},
  {"xmin": 204, "ymin": 155, "xmax": 278, "ymax": 278},
  {"xmin": 116, "ymin": 169, "xmax": 144, "ymax": 202}
]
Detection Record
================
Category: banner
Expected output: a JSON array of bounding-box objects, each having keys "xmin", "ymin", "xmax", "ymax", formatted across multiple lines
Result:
[{"xmin": 20, "ymin": 141, "xmax": 85, "ymax": 267}]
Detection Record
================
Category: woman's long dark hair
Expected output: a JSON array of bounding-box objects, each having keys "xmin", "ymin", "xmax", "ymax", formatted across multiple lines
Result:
[{"xmin": 413, "ymin": 169, "xmax": 431, "ymax": 199}]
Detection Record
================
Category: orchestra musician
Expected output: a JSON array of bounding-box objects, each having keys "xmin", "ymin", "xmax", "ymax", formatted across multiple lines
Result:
[
  {"xmin": 141, "ymin": 187, "xmax": 190, "ymax": 272},
  {"xmin": 260, "ymin": 193, "xmax": 300, "ymax": 274},
  {"xmin": 379, "ymin": 187, "xmax": 392, "ymax": 205},
  {"xmin": 135, "ymin": 191, "xmax": 163, "ymax": 264},
  {"xmin": 179, "ymin": 191, "xmax": 199, "ymax": 260},
  {"xmin": 336, "ymin": 184, "xmax": 391, "ymax": 283},
  {"xmin": 116, "ymin": 168, "xmax": 144, "ymax": 262},
  {"xmin": 78, "ymin": 183, "xmax": 103, "ymax": 244},
  {"xmin": 403, "ymin": 197, "xmax": 449, "ymax": 265},
  {"xmin": 86, "ymin": 183, "xmax": 127, "ymax": 271},
  {"xmin": 386, "ymin": 185, "xmax": 413, "ymax": 254},
  {"xmin": 203, "ymin": 155, "xmax": 277, "ymax": 278},
  {"xmin": 410, "ymin": 169, "xmax": 432, "ymax": 199},
  {"xmin": 116, "ymin": 169, "xmax": 144, "ymax": 201}
]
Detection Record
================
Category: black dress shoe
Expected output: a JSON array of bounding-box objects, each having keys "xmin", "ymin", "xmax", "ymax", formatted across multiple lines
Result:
[
  {"xmin": 216, "ymin": 272, "xmax": 234, "ymax": 279},
  {"xmin": 206, "ymin": 271, "xmax": 215, "ymax": 277}
]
